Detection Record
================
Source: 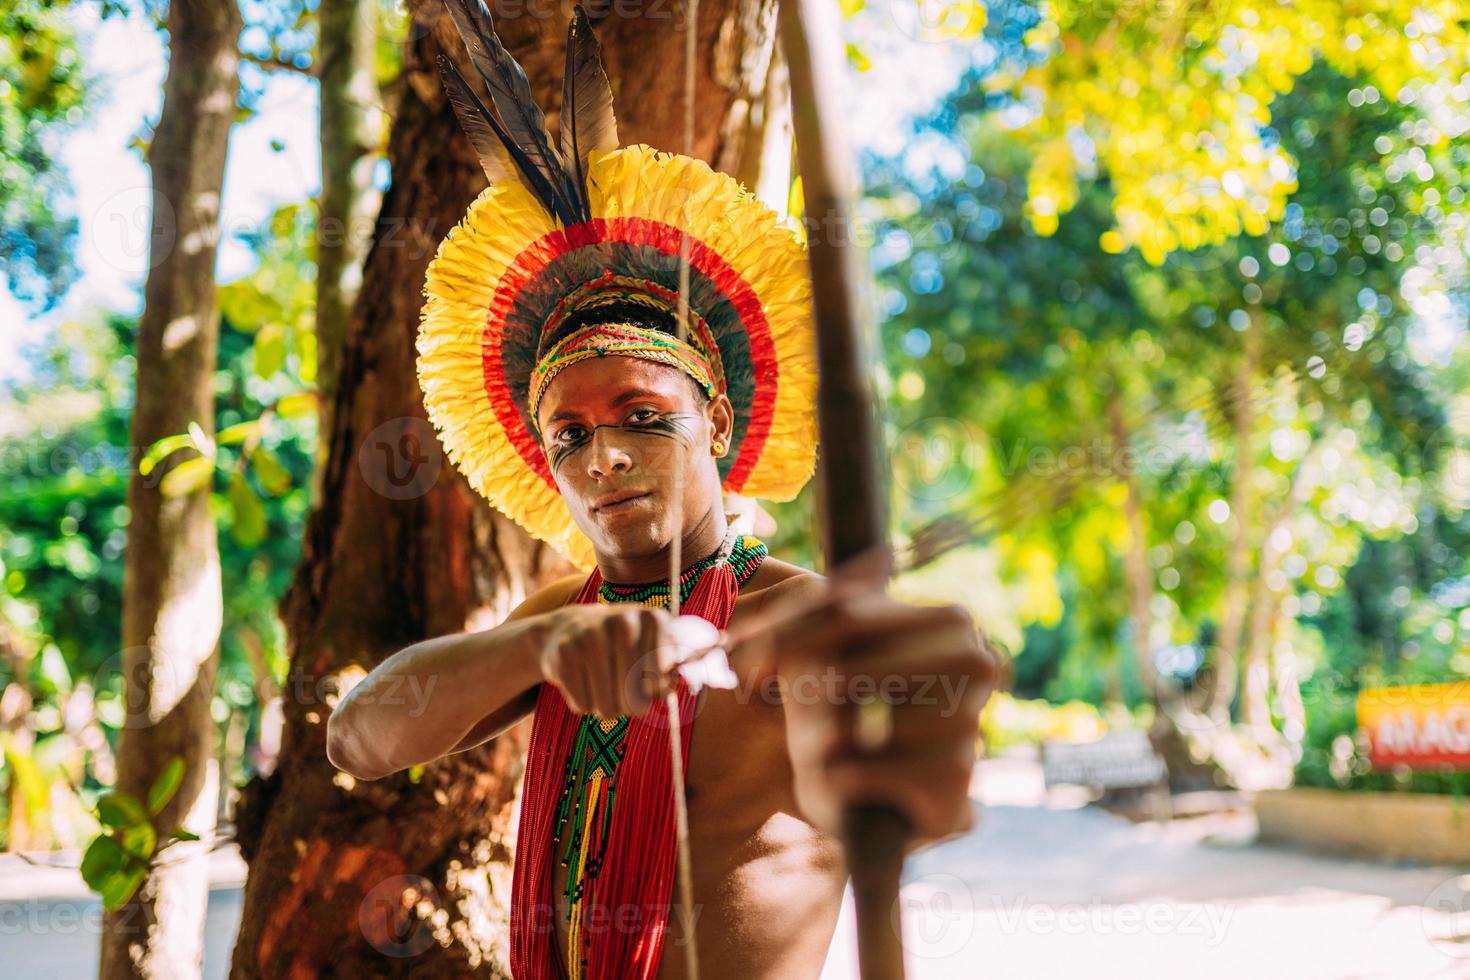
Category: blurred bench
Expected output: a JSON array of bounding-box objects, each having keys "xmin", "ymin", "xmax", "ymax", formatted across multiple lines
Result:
[{"xmin": 1041, "ymin": 731, "xmax": 1171, "ymax": 819}]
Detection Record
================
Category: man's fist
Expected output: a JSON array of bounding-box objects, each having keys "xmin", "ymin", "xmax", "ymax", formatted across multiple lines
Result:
[
  {"xmin": 538, "ymin": 604, "xmax": 677, "ymax": 718},
  {"xmin": 756, "ymin": 581, "xmax": 1000, "ymax": 845}
]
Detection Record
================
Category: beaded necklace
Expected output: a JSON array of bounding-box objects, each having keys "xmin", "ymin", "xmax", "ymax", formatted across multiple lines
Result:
[{"xmin": 550, "ymin": 531, "xmax": 768, "ymax": 979}]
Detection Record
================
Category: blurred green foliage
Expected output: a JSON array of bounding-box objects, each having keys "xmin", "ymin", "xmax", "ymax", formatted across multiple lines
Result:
[
  {"xmin": 0, "ymin": 203, "xmax": 319, "ymax": 846},
  {"xmin": 0, "ymin": 0, "xmax": 87, "ymax": 309},
  {"xmin": 864, "ymin": 41, "xmax": 1470, "ymax": 788}
]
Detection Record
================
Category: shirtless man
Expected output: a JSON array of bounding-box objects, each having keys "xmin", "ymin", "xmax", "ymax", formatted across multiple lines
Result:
[{"xmin": 327, "ymin": 350, "xmax": 998, "ymax": 978}]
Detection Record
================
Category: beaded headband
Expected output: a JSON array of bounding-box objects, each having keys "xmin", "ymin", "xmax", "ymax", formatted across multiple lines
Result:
[{"xmin": 528, "ymin": 322, "xmax": 720, "ymax": 425}]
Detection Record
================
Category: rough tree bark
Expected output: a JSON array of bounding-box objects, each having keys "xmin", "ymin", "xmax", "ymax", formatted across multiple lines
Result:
[
  {"xmin": 228, "ymin": 1, "xmax": 781, "ymax": 975},
  {"xmin": 100, "ymin": 1, "xmax": 242, "ymax": 977}
]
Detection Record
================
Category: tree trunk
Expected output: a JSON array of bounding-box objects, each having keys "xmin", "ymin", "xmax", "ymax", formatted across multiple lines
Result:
[
  {"xmin": 315, "ymin": 0, "xmax": 383, "ymax": 440},
  {"xmin": 228, "ymin": 2, "xmax": 780, "ymax": 976},
  {"xmin": 1106, "ymin": 387, "xmax": 1158, "ymax": 698},
  {"xmin": 1107, "ymin": 384, "xmax": 1227, "ymax": 791},
  {"xmin": 100, "ymin": 1, "xmax": 242, "ymax": 977},
  {"xmin": 1205, "ymin": 313, "xmax": 1259, "ymax": 719},
  {"xmin": 1241, "ymin": 440, "xmax": 1318, "ymax": 736}
]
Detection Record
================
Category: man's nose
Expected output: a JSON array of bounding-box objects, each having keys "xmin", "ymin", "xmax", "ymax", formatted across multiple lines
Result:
[{"xmin": 585, "ymin": 426, "xmax": 636, "ymax": 479}]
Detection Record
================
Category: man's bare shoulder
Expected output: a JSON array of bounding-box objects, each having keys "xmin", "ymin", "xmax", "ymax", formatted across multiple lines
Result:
[
  {"xmin": 506, "ymin": 572, "xmax": 587, "ymax": 621},
  {"xmin": 742, "ymin": 555, "xmax": 824, "ymax": 607}
]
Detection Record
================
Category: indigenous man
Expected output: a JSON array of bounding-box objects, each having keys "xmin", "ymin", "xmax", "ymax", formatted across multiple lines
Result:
[{"xmin": 327, "ymin": 4, "xmax": 998, "ymax": 978}]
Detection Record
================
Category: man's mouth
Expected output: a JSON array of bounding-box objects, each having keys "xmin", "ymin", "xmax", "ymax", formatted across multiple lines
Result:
[{"xmin": 592, "ymin": 489, "xmax": 653, "ymax": 514}]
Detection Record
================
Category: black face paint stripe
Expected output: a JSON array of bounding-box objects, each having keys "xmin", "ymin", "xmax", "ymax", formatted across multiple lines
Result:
[{"xmin": 544, "ymin": 411, "xmax": 703, "ymax": 473}]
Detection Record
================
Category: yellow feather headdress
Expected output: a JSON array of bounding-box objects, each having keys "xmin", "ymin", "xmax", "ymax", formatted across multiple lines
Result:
[{"xmin": 418, "ymin": 1, "xmax": 816, "ymax": 569}]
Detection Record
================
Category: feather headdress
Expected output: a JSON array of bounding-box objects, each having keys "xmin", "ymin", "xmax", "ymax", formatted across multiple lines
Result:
[{"xmin": 418, "ymin": 0, "xmax": 817, "ymax": 569}]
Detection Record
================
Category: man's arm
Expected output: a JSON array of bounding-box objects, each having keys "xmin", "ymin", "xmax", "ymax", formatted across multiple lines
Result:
[{"xmin": 326, "ymin": 573, "xmax": 585, "ymax": 781}]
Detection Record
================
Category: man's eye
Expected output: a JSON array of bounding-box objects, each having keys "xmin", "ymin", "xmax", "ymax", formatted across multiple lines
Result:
[
  {"xmin": 628, "ymin": 409, "xmax": 658, "ymax": 423},
  {"xmin": 556, "ymin": 425, "xmax": 587, "ymax": 444}
]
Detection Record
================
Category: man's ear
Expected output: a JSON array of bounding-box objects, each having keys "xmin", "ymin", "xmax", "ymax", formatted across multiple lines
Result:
[{"xmin": 708, "ymin": 392, "xmax": 735, "ymax": 452}]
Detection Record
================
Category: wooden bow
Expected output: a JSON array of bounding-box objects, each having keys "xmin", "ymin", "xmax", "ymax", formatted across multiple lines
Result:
[
  {"xmin": 779, "ymin": 0, "xmax": 909, "ymax": 976},
  {"xmin": 662, "ymin": 0, "xmax": 907, "ymax": 975}
]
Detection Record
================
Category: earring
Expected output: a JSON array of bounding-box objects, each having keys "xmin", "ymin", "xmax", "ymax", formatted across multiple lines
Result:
[{"xmin": 712, "ymin": 440, "xmax": 726, "ymax": 456}]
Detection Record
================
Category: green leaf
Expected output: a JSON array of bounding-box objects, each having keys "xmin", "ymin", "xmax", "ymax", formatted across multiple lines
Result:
[
  {"xmin": 216, "ymin": 418, "xmax": 262, "ymax": 446},
  {"xmin": 251, "ymin": 446, "xmax": 292, "ymax": 496},
  {"xmin": 159, "ymin": 456, "xmax": 214, "ymax": 497},
  {"xmin": 255, "ymin": 323, "xmax": 287, "ymax": 378},
  {"xmin": 275, "ymin": 391, "xmax": 317, "ymax": 419},
  {"xmin": 37, "ymin": 643, "xmax": 72, "ymax": 693},
  {"xmin": 96, "ymin": 792, "xmax": 148, "ymax": 829},
  {"xmin": 407, "ymin": 764, "xmax": 425, "ymax": 784},
  {"xmin": 294, "ymin": 329, "xmax": 318, "ymax": 385},
  {"xmin": 146, "ymin": 756, "xmax": 185, "ymax": 816},
  {"xmin": 80, "ymin": 834, "xmax": 129, "ymax": 890},
  {"xmin": 171, "ymin": 828, "xmax": 202, "ymax": 842},
  {"xmin": 119, "ymin": 818, "xmax": 157, "ymax": 860},
  {"xmin": 228, "ymin": 471, "xmax": 267, "ymax": 546},
  {"xmin": 101, "ymin": 860, "xmax": 149, "ymax": 911},
  {"xmin": 94, "ymin": 795, "xmax": 141, "ymax": 831},
  {"xmin": 139, "ymin": 432, "xmax": 194, "ymax": 477}
]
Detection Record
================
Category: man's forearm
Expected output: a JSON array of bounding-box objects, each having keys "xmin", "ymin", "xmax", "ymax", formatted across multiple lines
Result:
[{"xmin": 326, "ymin": 614, "xmax": 550, "ymax": 780}]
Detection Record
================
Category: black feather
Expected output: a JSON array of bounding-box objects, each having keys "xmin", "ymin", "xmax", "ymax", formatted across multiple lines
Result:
[
  {"xmin": 560, "ymin": 5, "xmax": 618, "ymax": 218},
  {"xmin": 441, "ymin": 0, "xmax": 583, "ymax": 224},
  {"xmin": 436, "ymin": 55, "xmax": 520, "ymax": 187}
]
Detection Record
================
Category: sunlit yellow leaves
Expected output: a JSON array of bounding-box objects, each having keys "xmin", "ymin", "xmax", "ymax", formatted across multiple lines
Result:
[
  {"xmin": 274, "ymin": 391, "xmax": 317, "ymax": 420},
  {"xmin": 1002, "ymin": 537, "xmax": 1063, "ymax": 627},
  {"xmin": 1005, "ymin": 0, "xmax": 1470, "ymax": 262}
]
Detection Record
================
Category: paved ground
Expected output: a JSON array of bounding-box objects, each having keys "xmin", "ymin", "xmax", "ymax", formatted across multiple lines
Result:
[
  {"xmin": 820, "ymin": 755, "xmax": 1470, "ymax": 979},
  {"xmin": 4, "ymin": 755, "xmax": 1468, "ymax": 978}
]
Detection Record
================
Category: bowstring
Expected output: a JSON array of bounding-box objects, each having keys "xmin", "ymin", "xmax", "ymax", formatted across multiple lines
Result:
[{"xmin": 665, "ymin": 0, "xmax": 702, "ymax": 976}]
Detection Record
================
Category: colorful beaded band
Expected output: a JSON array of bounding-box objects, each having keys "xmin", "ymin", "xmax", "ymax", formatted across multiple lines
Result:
[
  {"xmin": 595, "ymin": 532, "xmax": 769, "ymax": 607},
  {"xmin": 527, "ymin": 321, "xmax": 720, "ymax": 423}
]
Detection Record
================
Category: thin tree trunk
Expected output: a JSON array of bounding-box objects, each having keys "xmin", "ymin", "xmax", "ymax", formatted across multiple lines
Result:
[
  {"xmin": 1108, "ymin": 382, "xmax": 1225, "ymax": 792},
  {"xmin": 228, "ymin": 2, "xmax": 779, "ymax": 975},
  {"xmin": 1107, "ymin": 387, "xmax": 1158, "ymax": 697},
  {"xmin": 1205, "ymin": 313, "xmax": 1259, "ymax": 719},
  {"xmin": 315, "ymin": 0, "xmax": 383, "ymax": 440},
  {"xmin": 100, "ymin": 1, "xmax": 242, "ymax": 977},
  {"xmin": 1240, "ymin": 440, "xmax": 1318, "ymax": 734}
]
